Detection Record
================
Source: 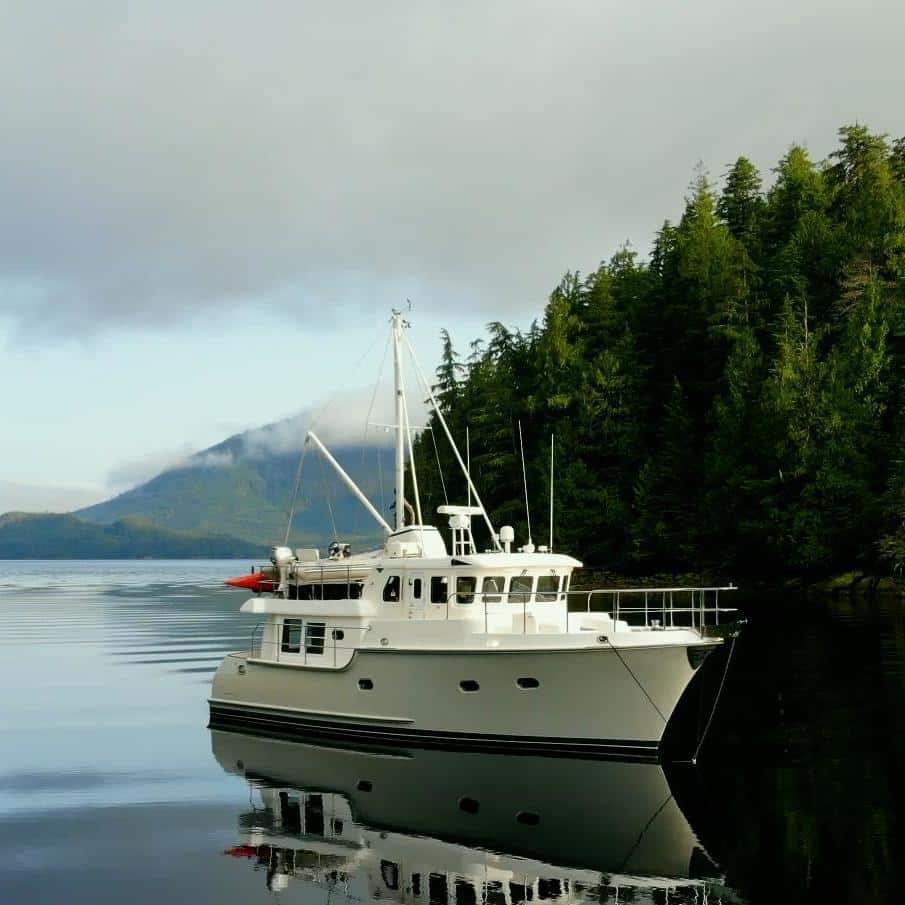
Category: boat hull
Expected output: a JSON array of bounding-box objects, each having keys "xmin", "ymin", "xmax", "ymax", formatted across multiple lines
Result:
[{"xmin": 209, "ymin": 641, "xmax": 715, "ymax": 760}]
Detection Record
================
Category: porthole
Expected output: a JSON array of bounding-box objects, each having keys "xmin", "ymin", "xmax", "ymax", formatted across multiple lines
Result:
[
  {"xmin": 458, "ymin": 797, "xmax": 480, "ymax": 814},
  {"xmin": 516, "ymin": 810, "xmax": 540, "ymax": 826},
  {"xmin": 332, "ymin": 629, "xmax": 345, "ymax": 641},
  {"xmin": 459, "ymin": 680, "xmax": 480, "ymax": 693},
  {"xmin": 357, "ymin": 780, "xmax": 373, "ymax": 792},
  {"xmin": 516, "ymin": 677, "xmax": 539, "ymax": 689},
  {"xmin": 358, "ymin": 678, "xmax": 374, "ymax": 690}
]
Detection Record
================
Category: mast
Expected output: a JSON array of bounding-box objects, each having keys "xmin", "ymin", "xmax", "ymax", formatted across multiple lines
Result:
[{"xmin": 392, "ymin": 310, "xmax": 406, "ymax": 531}]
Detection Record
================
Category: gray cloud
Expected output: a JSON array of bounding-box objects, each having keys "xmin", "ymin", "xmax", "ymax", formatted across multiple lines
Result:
[
  {"xmin": 105, "ymin": 386, "xmax": 403, "ymax": 490},
  {"xmin": 1, "ymin": 1, "xmax": 902, "ymax": 333}
]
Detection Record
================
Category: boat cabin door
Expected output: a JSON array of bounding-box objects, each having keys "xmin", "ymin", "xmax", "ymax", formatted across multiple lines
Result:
[{"xmin": 406, "ymin": 573, "xmax": 426, "ymax": 620}]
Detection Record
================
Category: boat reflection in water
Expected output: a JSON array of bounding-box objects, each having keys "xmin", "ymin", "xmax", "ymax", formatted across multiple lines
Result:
[{"xmin": 211, "ymin": 731, "xmax": 733, "ymax": 902}]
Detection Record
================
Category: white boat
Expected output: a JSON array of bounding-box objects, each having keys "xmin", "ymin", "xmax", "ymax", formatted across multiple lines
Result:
[
  {"xmin": 212, "ymin": 730, "xmax": 728, "ymax": 898},
  {"xmin": 210, "ymin": 311, "xmax": 738, "ymax": 759}
]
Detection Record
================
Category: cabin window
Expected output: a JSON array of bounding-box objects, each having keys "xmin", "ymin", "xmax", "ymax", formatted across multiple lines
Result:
[
  {"xmin": 536, "ymin": 575, "xmax": 560, "ymax": 601},
  {"xmin": 281, "ymin": 618, "xmax": 302, "ymax": 653},
  {"xmin": 412, "ymin": 577, "xmax": 423, "ymax": 599},
  {"xmin": 482, "ymin": 576, "xmax": 506, "ymax": 602},
  {"xmin": 510, "ymin": 575, "xmax": 534, "ymax": 604},
  {"xmin": 332, "ymin": 629, "xmax": 345, "ymax": 641},
  {"xmin": 299, "ymin": 583, "xmax": 362, "ymax": 600},
  {"xmin": 429, "ymin": 873, "xmax": 448, "ymax": 905},
  {"xmin": 458, "ymin": 797, "xmax": 480, "ymax": 814},
  {"xmin": 562, "ymin": 574, "xmax": 571, "ymax": 595},
  {"xmin": 383, "ymin": 575, "xmax": 401, "ymax": 602},
  {"xmin": 332, "ymin": 818, "xmax": 344, "ymax": 836},
  {"xmin": 486, "ymin": 883, "xmax": 506, "ymax": 905},
  {"xmin": 516, "ymin": 810, "xmax": 540, "ymax": 826},
  {"xmin": 412, "ymin": 874, "xmax": 422, "ymax": 897},
  {"xmin": 358, "ymin": 678, "xmax": 374, "ymax": 690},
  {"xmin": 381, "ymin": 860, "xmax": 400, "ymax": 891},
  {"xmin": 305, "ymin": 622, "xmax": 326, "ymax": 655},
  {"xmin": 430, "ymin": 576, "xmax": 448, "ymax": 604},
  {"xmin": 516, "ymin": 677, "xmax": 540, "ymax": 689},
  {"xmin": 305, "ymin": 793, "xmax": 324, "ymax": 836},
  {"xmin": 455, "ymin": 880, "xmax": 478, "ymax": 905},
  {"xmin": 280, "ymin": 792, "xmax": 302, "ymax": 833},
  {"xmin": 456, "ymin": 576, "xmax": 477, "ymax": 604},
  {"xmin": 459, "ymin": 679, "xmax": 480, "ymax": 692}
]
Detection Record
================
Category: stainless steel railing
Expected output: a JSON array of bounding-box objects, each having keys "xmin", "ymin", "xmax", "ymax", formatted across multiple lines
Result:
[
  {"xmin": 250, "ymin": 622, "xmax": 370, "ymax": 667},
  {"xmin": 434, "ymin": 585, "xmax": 736, "ymax": 633}
]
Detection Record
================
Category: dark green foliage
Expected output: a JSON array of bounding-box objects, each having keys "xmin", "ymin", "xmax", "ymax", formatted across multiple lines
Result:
[{"xmin": 414, "ymin": 125, "xmax": 905, "ymax": 578}]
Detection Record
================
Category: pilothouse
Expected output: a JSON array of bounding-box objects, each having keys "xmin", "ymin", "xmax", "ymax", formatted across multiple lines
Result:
[{"xmin": 210, "ymin": 311, "xmax": 739, "ymax": 759}]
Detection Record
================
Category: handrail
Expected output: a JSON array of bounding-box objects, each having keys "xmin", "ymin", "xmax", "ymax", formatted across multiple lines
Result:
[
  {"xmin": 251, "ymin": 621, "xmax": 370, "ymax": 667},
  {"xmin": 248, "ymin": 584, "xmax": 738, "ymax": 650}
]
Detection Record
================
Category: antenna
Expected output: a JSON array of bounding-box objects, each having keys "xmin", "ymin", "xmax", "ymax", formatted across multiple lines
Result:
[
  {"xmin": 518, "ymin": 421, "xmax": 533, "ymax": 548},
  {"xmin": 549, "ymin": 433, "xmax": 554, "ymax": 552},
  {"xmin": 466, "ymin": 426, "xmax": 471, "ymax": 509}
]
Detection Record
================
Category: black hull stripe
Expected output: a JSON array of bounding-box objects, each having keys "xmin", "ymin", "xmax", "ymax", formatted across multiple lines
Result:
[{"xmin": 209, "ymin": 701, "xmax": 661, "ymax": 762}]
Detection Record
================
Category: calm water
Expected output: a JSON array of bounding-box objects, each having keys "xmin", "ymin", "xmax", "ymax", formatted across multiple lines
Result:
[{"xmin": 0, "ymin": 562, "xmax": 903, "ymax": 904}]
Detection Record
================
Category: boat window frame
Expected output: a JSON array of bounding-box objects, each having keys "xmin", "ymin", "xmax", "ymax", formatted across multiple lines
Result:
[
  {"xmin": 382, "ymin": 574, "xmax": 402, "ymax": 603},
  {"xmin": 430, "ymin": 575, "xmax": 449, "ymax": 604},
  {"xmin": 281, "ymin": 617, "xmax": 302, "ymax": 654},
  {"xmin": 305, "ymin": 621, "xmax": 326, "ymax": 655},
  {"xmin": 456, "ymin": 576, "xmax": 477, "ymax": 605},
  {"xmin": 481, "ymin": 575, "xmax": 506, "ymax": 603},
  {"xmin": 510, "ymin": 574, "xmax": 535, "ymax": 604},
  {"xmin": 536, "ymin": 574, "xmax": 560, "ymax": 602}
]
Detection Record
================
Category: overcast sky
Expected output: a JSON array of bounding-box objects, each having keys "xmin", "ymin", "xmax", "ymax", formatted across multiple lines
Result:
[{"xmin": 1, "ymin": 0, "xmax": 902, "ymax": 511}]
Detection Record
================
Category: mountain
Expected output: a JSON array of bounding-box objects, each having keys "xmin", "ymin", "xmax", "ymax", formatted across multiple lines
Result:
[
  {"xmin": 0, "ymin": 512, "xmax": 264, "ymax": 559},
  {"xmin": 77, "ymin": 420, "xmax": 396, "ymax": 551}
]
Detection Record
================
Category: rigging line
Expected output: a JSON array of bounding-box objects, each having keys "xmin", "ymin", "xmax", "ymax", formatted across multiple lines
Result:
[
  {"xmin": 400, "ymin": 380, "xmax": 423, "ymax": 526},
  {"xmin": 518, "ymin": 421, "xmax": 532, "ymax": 544},
  {"xmin": 691, "ymin": 632, "xmax": 739, "ymax": 764},
  {"xmin": 402, "ymin": 330, "xmax": 501, "ymax": 549},
  {"xmin": 284, "ymin": 439, "xmax": 310, "ymax": 545},
  {"xmin": 604, "ymin": 637, "xmax": 668, "ymax": 724},
  {"xmin": 283, "ymin": 329, "xmax": 384, "ymax": 544},
  {"xmin": 430, "ymin": 418, "xmax": 449, "ymax": 505},
  {"xmin": 376, "ymin": 442, "xmax": 386, "ymax": 518},
  {"xmin": 362, "ymin": 332, "xmax": 392, "ymax": 466},
  {"xmin": 315, "ymin": 444, "xmax": 339, "ymax": 540},
  {"xmin": 615, "ymin": 791, "xmax": 676, "ymax": 876}
]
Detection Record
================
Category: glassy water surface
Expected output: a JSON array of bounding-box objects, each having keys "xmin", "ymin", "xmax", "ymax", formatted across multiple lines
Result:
[{"xmin": 1, "ymin": 561, "xmax": 903, "ymax": 904}]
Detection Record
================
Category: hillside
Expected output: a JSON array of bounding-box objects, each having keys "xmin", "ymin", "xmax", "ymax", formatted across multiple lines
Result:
[
  {"xmin": 77, "ymin": 423, "xmax": 394, "ymax": 549},
  {"xmin": 413, "ymin": 124, "xmax": 905, "ymax": 578},
  {"xmin": 0, "ymin": 513, "xmax": 265, "ymax": 559}
]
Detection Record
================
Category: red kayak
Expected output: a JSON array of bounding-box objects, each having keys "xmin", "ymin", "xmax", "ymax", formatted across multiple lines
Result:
[{"xmin": 225, "ymin": 569, "xmax": 275, "ymax": 593}]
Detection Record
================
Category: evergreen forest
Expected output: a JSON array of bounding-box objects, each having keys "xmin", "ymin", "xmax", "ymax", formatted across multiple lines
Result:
[{"xmin": 413, "ymin": 125, "xmax": 905, "ymax": 580}]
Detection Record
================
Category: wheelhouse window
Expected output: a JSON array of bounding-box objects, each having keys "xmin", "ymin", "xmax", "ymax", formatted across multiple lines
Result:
[
  {"xmin": 281, "ymin": 618, "xmax": 302, "ymax": 653},
  {"xmin": 510, "ymin": 575, "xmax": 534, "ymax": 604},
  {"xmin": 430, "ymin": 576, "xmax": 448, "ymax": 604},
  {"xmin": 297, "ymin": 582, "xmax": 363, "ymax": 600},
  {"xmin": 536, "ymin": 575, "xmax": 560, "ymax": 602},
  {"xmin": 482, "ymin": 576, "xmax": 506, "ymax": 602},
  {"xmin": 305, "ymin": 622, "xmax": 326, "ymax": 655},
  {"xmin": 383, "ymin": 575, "xmax": 401, "ymax": 602},
  {"xmin": 412, "ymin": 578, "xmax": 423, "ymax": 599},
  {"xmin": 456, "ymin": 576, "xmax": 477, "ymax": 604}
]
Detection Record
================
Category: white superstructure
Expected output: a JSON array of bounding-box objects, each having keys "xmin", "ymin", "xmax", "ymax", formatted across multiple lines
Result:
[{"xmin": 210, "ymin": 311, "xmax": 737, "ymax": 758}]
